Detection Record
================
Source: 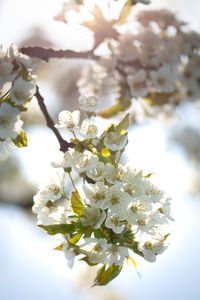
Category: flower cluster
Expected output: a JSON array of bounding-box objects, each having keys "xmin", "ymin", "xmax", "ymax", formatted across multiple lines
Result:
[
  {"xmin": 33, "ymin": 95, "xmax": 171, "ymax": 285},
  {"xmin": 77, "ymin": 8, "xmax": 200, "ymax": 118},
  {"xmin": 0, "ymin": 44, "xmax": 36, "ymax": 159}
]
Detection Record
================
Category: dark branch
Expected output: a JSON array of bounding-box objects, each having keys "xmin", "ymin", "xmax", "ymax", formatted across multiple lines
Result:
[
  {"xmin": 20, "ymin": 46, "xmax": 98, "ymax": 62},
  {"xmin": 35, "ymin": 86, "xmax": 75, "ymax": 152}
]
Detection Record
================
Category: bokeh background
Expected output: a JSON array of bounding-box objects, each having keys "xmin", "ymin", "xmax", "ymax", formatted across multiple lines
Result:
[{"xmin": 0, "ymin": 0, "xmax": 200, "ymax": 299}]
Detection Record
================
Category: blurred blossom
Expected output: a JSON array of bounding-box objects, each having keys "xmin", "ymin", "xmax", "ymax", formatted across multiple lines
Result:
[{"xmin": 171, "ymin": 126, "xmax": 200, "ymax": 164}]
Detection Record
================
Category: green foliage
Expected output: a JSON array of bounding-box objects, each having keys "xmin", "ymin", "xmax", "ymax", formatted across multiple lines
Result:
[
  {"xmin": 115, "ymin": 113, "xmax": 130, "ymax": 135},
  {"xmin": 117, "ymin": 0, "xmax": 132, "ymax": 25},
  {"xmin": 98, "ymin": 101, "xmax": 131, "ymax": 118},
  {"xmin": 39, "ymin": 223, "xmax": 75, "ymax": 235},
  {"xmin": 70, "ymin": 189, "xmax": 84, "ymax": 217},
  {"xmin": 144, "ymin": 172, "xmax": 154, "ymax": 178},
  {"xmin": 69, "ymin": 233, "xmax": 82, "ymax": 244},
  {"xmin": 143, "ymin": 92, "xmax": 173, "ymax": 106},
  {"xmin": 93, "ymin": 264, "xmax": 122, "ymax": 286}
]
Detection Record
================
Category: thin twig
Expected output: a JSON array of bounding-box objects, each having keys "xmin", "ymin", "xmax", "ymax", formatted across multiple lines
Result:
[
  {"xmin": 20, "ymin": 47, "xmax": 98, "ymax": 62},
  {"xmin": 35, "ymin": 86, "xmax": 75, "ymax": 152}
]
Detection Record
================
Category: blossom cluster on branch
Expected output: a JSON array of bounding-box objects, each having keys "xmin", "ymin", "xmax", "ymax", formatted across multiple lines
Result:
[
  {"xmin": 74, "ymin": 7, "xmax": 200, "ymax": 118},
  {"xmin": 33, "ymin": 95, "xmax": 171, "ymax": 285},
  {"xmin": 0, "ymin": 45, "xmax": 36, "ymax": 159}
]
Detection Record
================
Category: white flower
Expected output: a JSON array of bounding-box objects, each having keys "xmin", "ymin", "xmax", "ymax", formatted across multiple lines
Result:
[
  {"xmin": 114, "ymin": 32, "xmax": 140, "ymax": 62},
  {"xmin": 83, "ymin": 182, "xmax": 108, "ymax": 209},
  {"xmin": 37, "ymin": 207, "xmax": 54, "ymax": 225},
  {"xmin": 126, "ymin": 197, "xmax": 152, "ymax": 226},
  {"xmin": 39, "ymin": 172, "xmax": 65, "ymax": 200},
  {"xmin": 107, "ymin": 245, "xmax": 128, "ymax": 266},
  {"xmin": 122, "ymin": 169, "xmax": 147, "ymax": 197},
  {"xmin": 7, "ymin": 44, "xmax": 35, "ymax": 71},
  {"xmin": 106, "ymin": 184, "xmax": 131, "ymax": 214},
  {"xmin": 51, "ymin": 151, "xmax": 72, "ymax": 169},
  {"xmin": 80, "ymin": 238, "xmax": 108, "ymax": 264},
  {"xmin": 81, "ymin": 206, "xmax": 106, "ymax": 229},
  {"xmin": 37, "ymin": 206, "xmax": 69, "ymax": 225},
  {"xmin": 0, "ymin": 61, "xmax": 14, "ymax": 90},
  {"xmin": 79, "ymin": 95, "xmax": 98, "ymax": 112},
  {"xmin": 62, "ymin": 243, "xmax": 76, "ymax": 268},
  {"xmin": 72, "ymin": 150, "xmax": 99, "ymax": 173},
  {"xmin": 150, "ymin": 65, "xmax": 176, "ymax": 93},
  {"xmin": 0, "ymin": 138, "xmax": 16, "ymax": 160},
  {"xmin": 137, "ymin": 232, "xmax": 166, "ymax": 262},
  {"xmin": 104, "ymin": 163, "xmax": 128, "ymax": 184},
  {"xmin": 136, "ymin": 9, "xmax": 184, "ymax": 30},
  {"xmin": 55, "ymin": 110, "xmax": 80, "ymax": 131},
  {"xmin": 158, "ymin": 197, "xmax": 173, "ymax": 220},
  {"xmin": 10, "ymin": 77, "xmax": 36, "ymax": 105},
  {"xmin": 86, "ymin": 161, "xmax": 105, "ymax": 181},
  {"xmin": 80, "ymin": 119, "xmax": 98, "ymax": 139},
  {"xmin": 127, "ymin": 69, "xmax": 149, "ymax": 98},
  {"xmin": 0, "ymin": 102, "xmax": 23, "ymax": 139},
  {"xmin": 105, "ymin": 211, "xmax": 126, "ymax": 234},
  {"xmin": 49, "ymin": 206, "xmax": 69, "ymax": 223},
  {"xmin": 32, "ymin": 192, "xmax": 47, "ymax": 214},
  {"xmin": 104, "ymin": 132, "xmax": 128, "ymax": 151}
]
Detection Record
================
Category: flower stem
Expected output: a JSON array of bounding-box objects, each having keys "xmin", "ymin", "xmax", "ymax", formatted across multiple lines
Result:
[{"xmin": 68, "ymin": 172, "xmax": 77, "ymax": 191}]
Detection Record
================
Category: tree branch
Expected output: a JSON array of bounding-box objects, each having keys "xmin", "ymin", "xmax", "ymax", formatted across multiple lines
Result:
[
  {"xmin": 20, "ymin": 46, "xmax": 98, "ymax": 62},
  {"xmin": 35, "ymin": 86, "xmax": 75, "ymax": 152}
]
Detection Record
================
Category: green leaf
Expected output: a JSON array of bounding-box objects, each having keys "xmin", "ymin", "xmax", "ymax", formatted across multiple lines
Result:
[
  {"xmin": 117, "ymin": 0, "xmax": 132, "ymax": 25},
  {"xmin": 144, "ymin": 172, "xmax": 154, "ymax": 178},
  {"xmin": 100, "ymin": 124, "xmax": 116, "ymax": 139},
  {"xmin": 39, "ymin": 223, "xmax": 75, "ymax": 235},
  {"xmin": 54, "ymin": 243, "xmax": 65, "ymax": 251},
  {"xmin": 143, "ymin": 92, "xmax": 172, "ymax": 106},
  {"xmin": 115, "ymin": 113, "xmax": 130, "ymax": 135},
  {"xmin": 12, "ymin": 131, "xmax": 27, "ymax": 148},
  {"xmin": 69, "ymin": 233, "xmax": 82, "ymax": 244},
  {"xmin": 94, "ymin": 228, "xmax": 106, "ymax": 239},
  {"xmin": 98, "ymin": 101, "xmax": 130, "ymax": 118},
  {"xmin": 93, "ymin": 263, "xmax": 106, "ymax": 282},
  {"xmin": 93, "ymin": 264, "xmax": 122, "ymax": 286},
  {"xmin": 163, "ymin": 233, "xmax": 170, "ymax": 242},
  {"xmin": 70, "ymin": 189, "xmax": 84, "ymax": 217},
  {"xmin": 83, "ymin": 227, "xmax": 93, "ymax": 238}
]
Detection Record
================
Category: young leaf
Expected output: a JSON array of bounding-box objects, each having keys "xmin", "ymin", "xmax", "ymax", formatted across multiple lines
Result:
[
  {"xmin": 54, "ymin": 243, "xmax": 65, "ymax": 251},
  {"xmin": 69, "ymin": 233, "xmax": 82, "ymax": 244},
  {"xmin": 143, "ymin": 92, "xmax": 172, "ymax": 106},
  {"xmin": 163, "ymin": 233, "xmax": 170, "ymax": 242},
  {"xmin": 98, "ymin": 103, "xmax": 125, "ymax": 118},
  {"xmin": 70, "ymin": 189, "xmax": 84, "ymax": 217},
  {"xmin": 144, "ymin": 172, "xmax": 154, "ymax": 178},
  {"xmin": 116, "ymin": 113, "xmax": 130, "ymax": 135},
  {"xmin": 39, "ymin": 223, "xmax": 75, "ymax": 235},
  {"xmin": 93, "ymin": 263, "xmax": 106, "ymax": 284},
  {"xmin": 117, "ymin": 0, "xmax": 132, "ymax": 25},
  {"xmin": 93, "ymin": 264, "xmax": 122, "ymax": 286}
]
